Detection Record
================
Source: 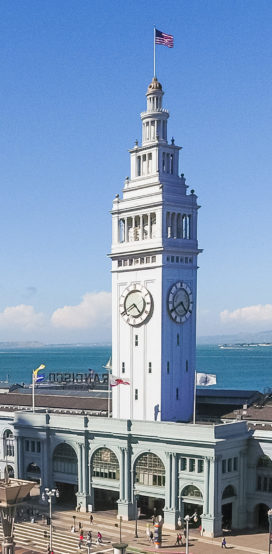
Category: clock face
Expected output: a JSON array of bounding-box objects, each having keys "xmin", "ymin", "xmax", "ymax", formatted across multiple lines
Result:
[
  {"xmin": 168, "ymin": 282, "xmax": 193, "ymax": 323},
  {"xmin": 120, "ymin": 284, "xmax": 152, "ymax": 326}
]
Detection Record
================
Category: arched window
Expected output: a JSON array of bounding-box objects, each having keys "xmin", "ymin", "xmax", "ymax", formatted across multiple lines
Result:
[
  {"xmin": 222, "ymin": 485, "xmax": 236, "ymax": 499},
  {"xmin": 53, "ymin": 443, "xmax": 78, "ymax": 475},
  {"xmin": 127, "ymin": 218, "xmax": 133, "ymax": 242},
  {"xmin": 143, "ymin": 214, "xmax": 148, "ymax": 239},
  {"xmin": 135, "ymin": 453, "xmax": 165, "ymax": 487},
  {"xmin": 3, "ymin": 429, "xmax": 14, "ymax": 457},
  {"xmin": 171, "ymin": 213, "xmax": 175, "ymax": 238},
  {"xmin": 150, "ymin": 213, "xmax": 156, "ymax": 239},
  {"xmin": 119, "ymin": 219, "xmax": 125, "ymax": 243},
  {"xmin": 134, "ymin": 216, "xmax": 140, "ymax": 241},
  {"xmin": 257, "ymin": 456, "xmax": 272, "ymax": 468},
  {"xmin": 166, "ymin": 212, "xmax": 171, "ymax": 238},
  {"xmin": 137, "ymin": 156, "xmax": 141, "ymax": 176},
  {"xmin": 181, "ymin": 485, "xmax": 203, "ymax": 498},
  {"xmin": 170, "ymin": 154, "xmax": 174, "ymax": 174},
  {"xmin": 177, "ymin": 214, "xmax": 182, "ymax": 238},
  {"xmin": 92, "ymin": 448, "xmax": 119, "ymax": 480},
  {"xmin": 7, "ymin": 465, "xmax": 14, "ymax": 478}
]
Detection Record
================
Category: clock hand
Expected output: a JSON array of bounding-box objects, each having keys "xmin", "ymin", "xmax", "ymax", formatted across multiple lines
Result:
[
  {"xmin": 122, "ymin": 303, "xmax": 137, "ymax": 316},
  {"xmin": 171, "ymin": 300, "xmax": 186, "ymax": 313}
]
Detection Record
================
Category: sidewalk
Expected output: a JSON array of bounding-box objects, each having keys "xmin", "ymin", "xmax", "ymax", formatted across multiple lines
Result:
[
  {"xmin": 51, "ymin": 506, "xmax": 269, "ymax": 554},
  {"xmin": 11, "ymin": 501, "xmax": 269, "ymax": 554}
]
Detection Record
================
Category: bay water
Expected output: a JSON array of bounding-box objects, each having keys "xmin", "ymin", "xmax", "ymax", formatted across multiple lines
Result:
[{"xmin": 0, "ymin": 344, "xmax": 271, "ymax": 392}]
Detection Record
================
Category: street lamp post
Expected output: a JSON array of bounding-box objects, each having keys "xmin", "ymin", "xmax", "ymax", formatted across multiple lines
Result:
[
  {"xmin": 134, "ymin": 495, "xmax": 139, "ymax": 538},
  {"xmin": 268, "ymin": 509, "xmax": 272, "ymax": 554},
  {"xmin": 184, "ymin": 512, "xmax": 198, "ymax": 554},
  {"xmin": 42, "ymin": 488, "xmax": 59, "ymax": 553}
]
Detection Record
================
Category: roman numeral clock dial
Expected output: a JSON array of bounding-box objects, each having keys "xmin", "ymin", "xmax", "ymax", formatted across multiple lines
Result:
[
  {"xmin": 120, "ymin": 284, "xmax": 152, "ymax": 326},
  {"xmin": 168, "ymin": 282, "xmax": 193, "ymax": 323}
]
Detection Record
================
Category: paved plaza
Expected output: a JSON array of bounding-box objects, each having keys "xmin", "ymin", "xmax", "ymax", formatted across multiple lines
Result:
[{"xmin": 1, "ymin": 504, "xmax": 269, "ymax": 554}]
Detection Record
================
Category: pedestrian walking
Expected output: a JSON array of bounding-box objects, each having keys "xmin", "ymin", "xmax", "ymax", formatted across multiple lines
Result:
[
  {"xmin": 87, "ymin": 530, "xmax": 92, "ymax": 542},
  {"xmin": 221, "ymin": 537, "xmax": 226, "ymax": 548},
  {"xmin": 149, "ymin": 531, "xmax": 153, "ymax": 543},
  {"xmin": 175, "ymin": 533, "xmax": 180, "ymax": 545},
  {"xmin": 78, "ymin": 530, "xmax": 84, "ymax": 550},
  {"xmin": 90, "ymin": 514, "xmax": 93, "ymax": 524}
]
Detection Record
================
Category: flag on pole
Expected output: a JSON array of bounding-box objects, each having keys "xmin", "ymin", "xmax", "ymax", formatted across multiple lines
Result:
[
  {"xmin": 155, "ymin": 29, "xmax": 174, "ymax": 48},
  {"xmin": 196, "ymin": 372, "xmax": 217, "ymax": 386},
  {"xmin": 33, "ymin": 364, "xmax": 45, "ymax": 383},
  {"xmin": 110, "ymin": 377, "xmax": 130, "ymax": 387}
]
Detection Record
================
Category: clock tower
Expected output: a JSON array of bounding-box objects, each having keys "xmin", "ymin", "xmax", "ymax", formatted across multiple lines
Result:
[{"xmin": 110, "ymin": 77, "xmax": 201, "ymax": 422}]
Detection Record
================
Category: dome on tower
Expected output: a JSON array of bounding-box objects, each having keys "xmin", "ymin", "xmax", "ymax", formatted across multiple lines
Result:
[{"xmin": 146, "ymin": 77, "xmax": 162, "ymax": 93}]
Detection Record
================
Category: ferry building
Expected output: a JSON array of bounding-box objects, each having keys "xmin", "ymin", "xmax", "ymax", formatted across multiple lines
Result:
[{"xmin": 0, "ymin": 76, "xmax": 271, "ymax": 537}]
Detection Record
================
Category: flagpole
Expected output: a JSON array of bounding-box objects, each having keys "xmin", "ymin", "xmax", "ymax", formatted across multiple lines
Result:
[
  {"xmin": 108, "ymin": 371, "xmax": 110, "ymax": 418},
  {"xmin": 153, "ymin": 25, "xmax": 156, "ymax": 77},
  {"xmin": 32, "ymin": 371, "xmax": 35, "ymax": 413},
  {"xmin": 103, "ymin": 357, "xmax": 112, "ymax": 418},
  {"xmin": 193, "ymin": 371, "xmax": 197, "ymax": 424}
]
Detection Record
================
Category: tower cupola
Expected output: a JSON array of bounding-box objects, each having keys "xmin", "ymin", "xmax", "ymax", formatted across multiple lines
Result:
[{"xmin": 141, "ymin": 77, "xmax": 169, "ymax": 145}]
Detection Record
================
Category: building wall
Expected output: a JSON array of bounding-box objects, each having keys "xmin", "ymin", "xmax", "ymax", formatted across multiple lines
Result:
[{"xmin": 0, "ymin": 411, "xmax": 259, "ymax": 536}]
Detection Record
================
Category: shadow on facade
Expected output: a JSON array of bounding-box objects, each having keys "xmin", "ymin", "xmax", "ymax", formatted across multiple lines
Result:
[
  {"xmin": 56, "ymin": 482, "xmax": 78, "ymax": 506},
  {"xmin": 94, "ymin": 488, "xmax": 119, "ymax": 511},
  {"xmin": 137, "ymin": 495, "xmax": 165, "ymax": 519}
]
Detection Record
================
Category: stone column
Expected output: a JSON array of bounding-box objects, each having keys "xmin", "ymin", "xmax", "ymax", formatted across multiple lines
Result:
[
  {"xmin": 237, "ymin": 451, "xmax": 247, "ymax": 528},
  {"xmin": 119, "ymin": 447, "xmax": 125, "ymax": 501},
  {"xmin": 78, "ymin": 443, "xmax": 83, "ymax": 494},
  {"xmin": 117, "ymin": 447, "xmax": 134, "ymax": 521},
  {"xmin": 163, "ymin": 453, "xmax": 177, "ymax": 529},
  {"xmin": 18, "ymin": 437, "xmax": 24, "ymax": 478},
  {"xmin": 201, "ymin": 456, "xmax": 219, "ymax": 537},
  {"xmin": 13, "ymin": 436, "xmax": 19, "ymax": 479},
  {"xmin": 82, "ymin": 444, "xmax": 87, "ymax": 495},
  {"xmin": 212, "ymin": 454, "xmax": 223, "ymax": 536},
  {"xmin": 40, "ymin": 439, "xmax": 45, "ymax": 489},
  {"xmin": 171, "ymin": 453, "xmax": 177, "ymax": 510},
  {"xmin": 203, "ymin": 457, "xmax": 210, "ymax": 515},
  {"xmin": 124, "ymin": 448, "xmax": 129, "ymax": 502},
  {"xmin": 164, "ymin": 452, "xmax": 171, "ymax": 511},
  {"xmin": 209, "ymin": 458, "xmax": 215, "ymax": 516}
]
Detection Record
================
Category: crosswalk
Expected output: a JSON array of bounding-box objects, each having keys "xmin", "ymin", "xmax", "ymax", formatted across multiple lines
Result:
[{"xmin": 0, "ymin": 509, "xmax": 159, "ymax": 554}]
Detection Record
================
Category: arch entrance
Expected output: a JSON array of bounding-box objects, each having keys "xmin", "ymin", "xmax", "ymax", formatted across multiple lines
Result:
[
  {"xmin": 91, "ymin": 448, "xmax": 120, "ymax": 512},
  {"xmin": 222, "ymin": 485, "xmax": 236, "ymax": 530},
  {"xmin": 180, "ymin": 485, "xmax": 203, "ymax": 526},
  {"xmin": 255, "ymin": 503, "xmax": 270, "ymax": 530},
  {"xmin": 134, "ymin": 453, "xmax": 165, "ymax": 518},
  {"xmin": 53, "ymin": 443, "xmax": 78, "ymax": 506}
]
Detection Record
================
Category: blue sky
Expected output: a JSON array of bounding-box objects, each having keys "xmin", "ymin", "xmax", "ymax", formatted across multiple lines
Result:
[{"xmin": 1, "ymin": 0, "xmax": 272, "ymax": 343}]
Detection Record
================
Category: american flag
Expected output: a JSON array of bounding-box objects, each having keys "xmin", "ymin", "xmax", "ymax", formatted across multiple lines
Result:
[{"xmin": 155, "ymin": 29, "xmax": 174, "ymax": 48}]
